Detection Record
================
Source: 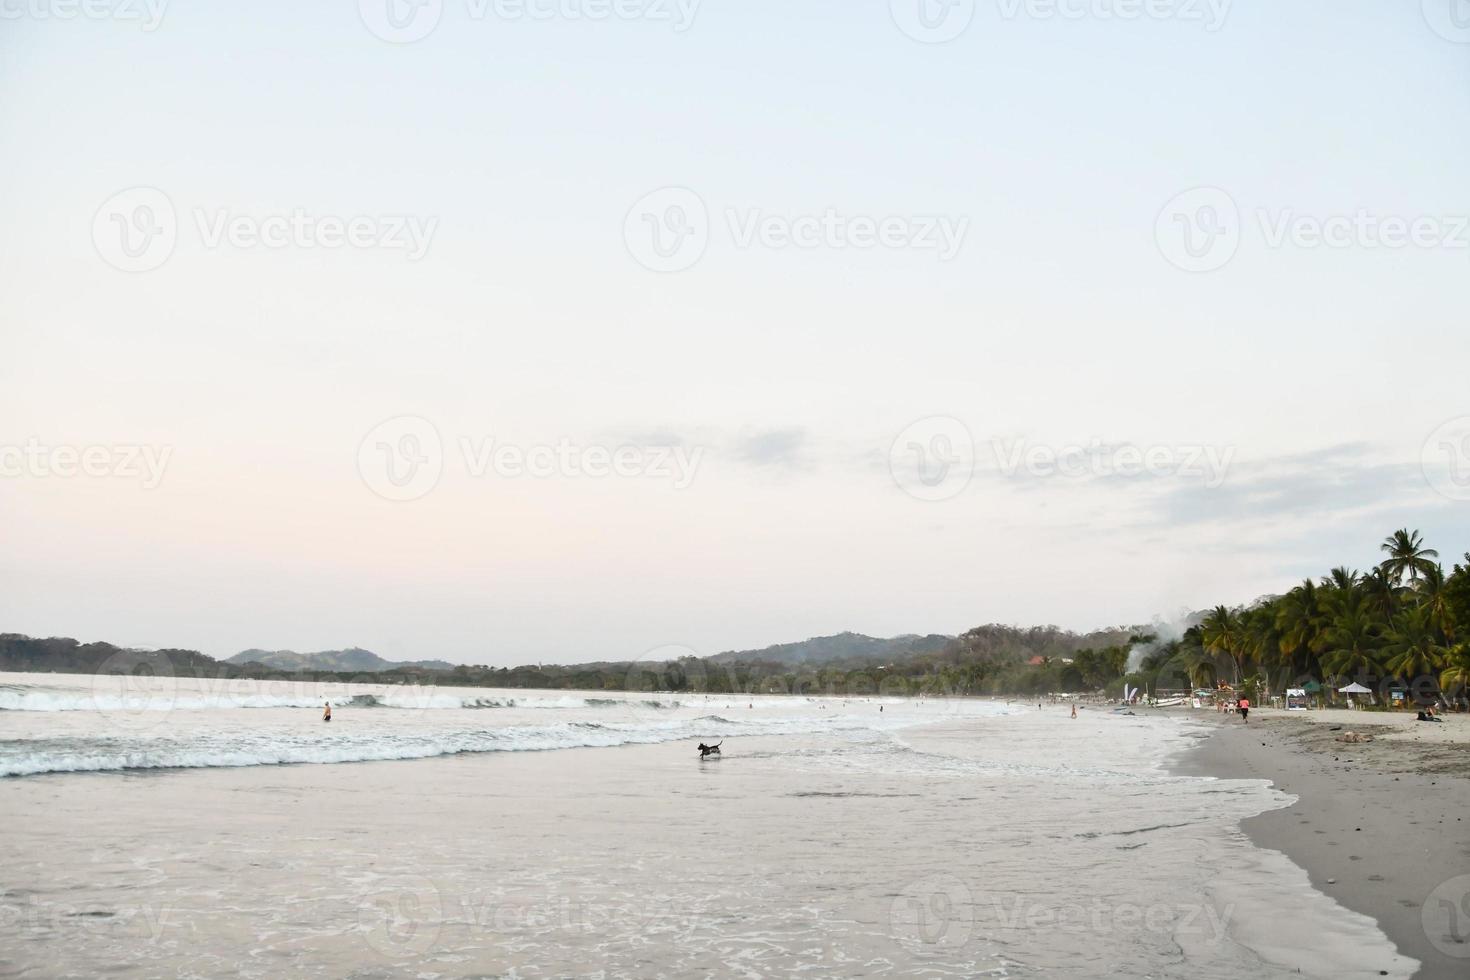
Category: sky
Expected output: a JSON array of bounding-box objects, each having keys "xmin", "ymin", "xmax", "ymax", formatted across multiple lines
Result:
[{"xmin": 1, "ymin": 0, "xmax": 1468, "ymax": 666}]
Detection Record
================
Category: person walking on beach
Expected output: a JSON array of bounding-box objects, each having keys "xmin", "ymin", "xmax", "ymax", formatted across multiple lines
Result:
[
  {"xmin": 323, "ymin": 701, "xmax": 332, "ymax": 723},
  {"xmin": 1238, "ymin": 698, "xmax": 1249, "ymax": 723},
  {"xmin": 1071, "ymin": 703, "xmax": 1077, "ymax": 719}
]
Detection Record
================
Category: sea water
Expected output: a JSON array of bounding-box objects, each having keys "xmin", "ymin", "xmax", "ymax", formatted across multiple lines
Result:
[{"xmin": 0, "ymin": 672, "xmax": 1416, "ymax": 978}]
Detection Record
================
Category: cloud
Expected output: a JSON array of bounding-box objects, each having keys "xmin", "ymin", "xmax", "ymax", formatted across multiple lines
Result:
[
  {"xmin": 1148, "ymin": 443, "xmax": 1423, "ymax": 527},
  {"xmin": 734, "ymin": 428, "xmax": 809, "ymax": 468}
]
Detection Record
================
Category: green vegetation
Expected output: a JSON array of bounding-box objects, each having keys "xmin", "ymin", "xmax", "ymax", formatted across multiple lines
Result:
[
  {"xmin": 4, "ymin": 529, "xmax": 1464, "ymax": 706},
  {"xmin": 1126, "ymin": 529, "xmax": 1470, "ymax": 707}
]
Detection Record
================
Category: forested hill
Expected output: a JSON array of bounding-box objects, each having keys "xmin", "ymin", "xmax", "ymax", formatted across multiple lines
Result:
[
  {"xmin": 226, "ymin": 648, "xmax": 455, "ymax": 672},
  {"xmin": 708, "ymin": 632, "xmax": 952, "ymax": 666},
  {"xmin": 0, "ymin": 634, "xmax": 219, "ymax": 674}
]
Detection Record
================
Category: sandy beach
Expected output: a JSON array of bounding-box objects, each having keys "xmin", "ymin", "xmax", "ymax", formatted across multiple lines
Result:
[{"xmin": 1175, "ymin": 706, "xmax": 1470, "ymax": 980}]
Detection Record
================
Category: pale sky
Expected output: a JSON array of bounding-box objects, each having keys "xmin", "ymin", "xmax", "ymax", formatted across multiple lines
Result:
[{"xmin": 2, "ymin": 1, "xmax": 1467, "ymax": 666}]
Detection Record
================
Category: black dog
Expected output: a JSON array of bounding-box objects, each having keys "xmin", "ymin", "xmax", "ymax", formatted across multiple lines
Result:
[{"xmin": 697, "ymin": 741, "xmax": 722, "ymax": 759}]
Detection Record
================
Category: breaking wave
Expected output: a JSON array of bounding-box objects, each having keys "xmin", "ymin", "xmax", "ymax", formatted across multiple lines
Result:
[
  {"xmin": 0, "ymin": 686, "xmax": 677, "ymax": 714},
  {"xmin": 0, "ymin": 715, "xmax": 880, "ymax": 778}
]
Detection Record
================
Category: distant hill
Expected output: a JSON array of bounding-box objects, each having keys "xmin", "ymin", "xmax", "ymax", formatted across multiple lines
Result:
[
  {"xmin": 0, "ymin": 633, "xmax": 220, "ymax": 674},
  {"xmin": 709, "ymin": 632, "xmax": 953, "ymax": 667},
  {"xmin": 226, "ymin": 648, "xmax": 455, "ymax": 672},
  {"xmin": 942, "ymin": 623, "xmax": 1143, "ymax": 663}
]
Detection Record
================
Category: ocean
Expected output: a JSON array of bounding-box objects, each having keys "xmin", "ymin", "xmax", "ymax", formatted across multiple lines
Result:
[{"xmin": 0, "ymin": 671, "xmax": 1415, "ymax": 978}]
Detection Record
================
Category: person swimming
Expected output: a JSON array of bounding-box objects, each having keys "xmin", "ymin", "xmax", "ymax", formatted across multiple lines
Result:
[{"xmin": 323, "ymin": 701, "xmax": 332, "ymax": 723}]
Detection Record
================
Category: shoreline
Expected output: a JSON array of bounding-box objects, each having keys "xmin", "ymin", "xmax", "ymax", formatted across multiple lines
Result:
[{"xmin": 1172, "ymin": 707, "xmax": 1470, "ymax": 980}]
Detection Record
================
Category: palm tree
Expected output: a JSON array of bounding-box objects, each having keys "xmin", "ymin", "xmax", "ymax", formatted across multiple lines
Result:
[
  {"xmin": 1362, "ymin": 566, "xmax": 1401, "ymax": 622},
  {"xmin": 1417, "ymin": 563, "xmax": 1456, "ymax": 644},
  {"xmin": 1201, "ymin": 605, "xmax": 1246, "ymax": 684},
  {"xmin": 1277, "ymin": 581, "xmax": 1325, "ymax": 652},
  {"xmin": 1320, "ymin": 608, "xmax": 1385, "ymax": 682},
  {"xmin": 1383, "ymin": 605, "xmax": 1448, "ymax": 684},
  {"xmin": 1323, "ymin": 566, "xmax": 1360, "ymax": 596},
  {"xmin": 1180, "ymin": 645, "xmax": 1217, "ymax": 690},
  {"xmin": 1441, "ymin": 643, "xmax": 1470, "ymax": 701},
  {"xmin": 1379, "ymin": 528, "xmax": 1439, "ymax": 589}
]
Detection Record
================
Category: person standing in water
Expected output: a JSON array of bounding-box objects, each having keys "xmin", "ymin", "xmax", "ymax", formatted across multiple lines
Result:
[{"xmin": 323, "ymin": 701, "xmax": 332, "ymax": 723}]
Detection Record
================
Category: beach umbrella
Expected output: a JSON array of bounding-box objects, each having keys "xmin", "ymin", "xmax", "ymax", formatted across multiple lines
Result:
[{"xmin": 1338, "ymin": 682, "xmax": 1372, "ymax": 693}]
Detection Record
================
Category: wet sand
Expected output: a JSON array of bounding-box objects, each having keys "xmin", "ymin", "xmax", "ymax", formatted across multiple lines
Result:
[{"xmin": 1174, "ymin": 707, "xmax": 1470, "ymax": 980}]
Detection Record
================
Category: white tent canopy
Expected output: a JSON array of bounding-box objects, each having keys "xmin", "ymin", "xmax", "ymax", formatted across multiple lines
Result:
[{"xmin": 1338, "ymin": 682, "xmax": 1373, "ymax": 693}]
